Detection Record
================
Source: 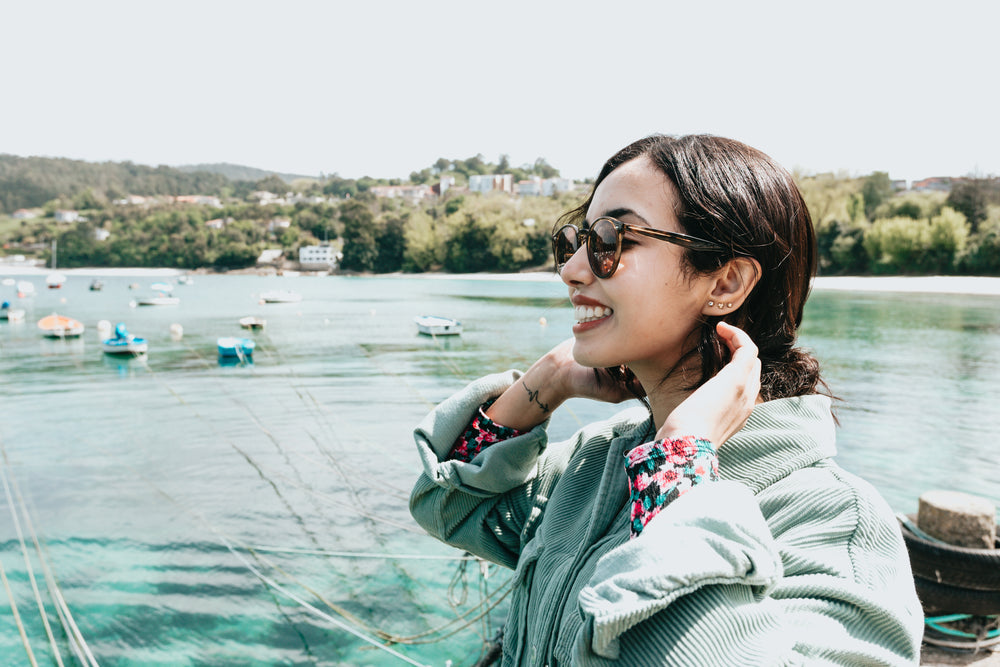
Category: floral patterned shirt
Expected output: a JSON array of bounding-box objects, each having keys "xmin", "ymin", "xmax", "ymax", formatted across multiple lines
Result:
[{"xmin": 447, "ymin": 402, "xmax": 718, "ymax": 538}]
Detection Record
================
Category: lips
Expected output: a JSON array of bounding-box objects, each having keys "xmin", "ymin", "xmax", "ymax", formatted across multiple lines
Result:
[{"xmin": 574, "ymin": 304, "xmax": 613, "ymax": 323}]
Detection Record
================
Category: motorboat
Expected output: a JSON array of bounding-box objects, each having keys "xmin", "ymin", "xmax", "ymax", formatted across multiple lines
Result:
[
  {"xmin": 89, "ymin": 279, "xmax": 104, "ymax": 291},
  {"xmin": 37, "ymin": 313, "xmax": 85, "ymax": 338},
  {"xmin": 136, "ymin": 295, "xmax": 180, "ymax": 306},
  {"xmin": 259, "ymin": 290, "xmax": 302, "ymax": 303},
  {"xmin": 218, "ymin": 336, "xmax": 255, "ymax": 360},
  {"xmin": 177, "ymin": 275, "xmax": 194, "ymax": 285},
  {"xmin": 102, "ymin": 322, "xmax": 148, "ymax": 356},
  {"xmin": 150, "ymin": 281, "xmax": 174, "ymax": 293},
  {"xmin": 414, "ymin": 315, "xmax": 463, "ymax": 336},
  {"xmin": 16, "ymin": 281, "xmax": 35, "ymax": 298},
  {"xmin": 239, "ymin": 316, "xmax": 266, "ymax": 330}
]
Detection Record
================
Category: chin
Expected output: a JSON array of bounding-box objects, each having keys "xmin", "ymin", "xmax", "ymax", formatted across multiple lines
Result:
[{"xmin": 571, "ymin": 340, "xmax": 619, "ymax": 370}]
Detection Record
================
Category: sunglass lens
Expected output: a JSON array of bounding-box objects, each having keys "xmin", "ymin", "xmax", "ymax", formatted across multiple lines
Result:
[
  {"xmin": 553, "ymin": 225, "xmax": 578, "ymax": 269},
  {"xmin": 589, "ymin": 219, "xmax": 620, "ymax": 278}
]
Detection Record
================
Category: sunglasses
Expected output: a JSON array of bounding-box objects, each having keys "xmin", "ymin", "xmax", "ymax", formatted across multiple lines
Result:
[{"xmin": 551, "ymin": 216, "xmax": 724, "ymax": 279}]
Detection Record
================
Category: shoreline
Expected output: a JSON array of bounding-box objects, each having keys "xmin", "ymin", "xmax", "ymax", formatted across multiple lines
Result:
[{"xmin": 3, "ymin": 264, "xmax": 1000, "ymax": 296}]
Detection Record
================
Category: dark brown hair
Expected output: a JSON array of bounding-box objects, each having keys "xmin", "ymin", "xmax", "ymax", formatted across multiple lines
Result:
[{"xmin": 560, "ymin": 134, "xmax": 826, "ymax": 401}]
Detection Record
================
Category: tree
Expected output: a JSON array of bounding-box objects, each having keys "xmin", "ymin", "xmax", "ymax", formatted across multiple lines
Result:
[
  {"xmin": 861, "ymin": 172, "xmax": 893, "ymax": 220},
  {"xmin": 373, "ymin": 216, "xmax": 405, "ymax": 272},
  {"xmin": 254, "ymin": 175, "xmax": 288, "ymax": 195},
  {"xmin": 947, "ymin": 179, "xmax": 994, "ymax": 232},
  {"xmin": 339, "ymin": 200, "xmax": 377, "ymax": 271}
]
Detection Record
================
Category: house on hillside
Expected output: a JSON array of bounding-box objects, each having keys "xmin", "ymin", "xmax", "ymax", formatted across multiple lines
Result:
[
  {"xmin": 175, "ymin": 195, "xmax": 222, "ymax": 207},
  {"xmin": 54, "ymin": 209, "xmax": 80, "ymax": 223},
  {"xmin": 12, "ymin": 208, "xmax": 39, "ymax": 220},
  {"xmin": 911, "ymin": 177, "xmax": 964, "ymax": 192},
  {"xmin": 298, "ymin": 243, "xmax": 339, "ymax": 270},
  {"xmin": 469, "ymin": 174, "xmax": 513, "ymax": 194},
  {"xmin": 369, "ymin": 184, "xmax": 434, "ymax": 204}
]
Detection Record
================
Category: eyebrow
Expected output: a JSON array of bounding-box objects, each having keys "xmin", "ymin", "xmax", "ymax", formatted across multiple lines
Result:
[{"xmin": 592, "ymin": 207, "xmax": 652, "ymax": 226}]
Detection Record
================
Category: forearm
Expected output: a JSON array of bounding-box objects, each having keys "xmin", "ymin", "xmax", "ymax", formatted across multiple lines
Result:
[{"xmin": 484, "ymin": 351, "xmax": 570, "ymax": 432}]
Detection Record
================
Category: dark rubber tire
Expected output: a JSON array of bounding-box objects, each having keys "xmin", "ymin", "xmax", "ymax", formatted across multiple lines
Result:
[
  {"xmin": 914, "ymin": 576, "xmax": 1000, "ymax": 616},
  {"xmin": 899, "ymin": 515, "xmax": 1000, "ymax": 591}
]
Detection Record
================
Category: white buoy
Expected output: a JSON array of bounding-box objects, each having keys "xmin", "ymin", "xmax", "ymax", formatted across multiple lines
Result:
[
  {"xmin": 97, "ymin": 320, "xmax": 112, "ymax": 338},
  {"xmin": 169, "ymin": 323, "xmax": 183, "ymax": 340},
  {"xmin": 539, "ymin": 316, "xmax": 547, "ymax": 326}
]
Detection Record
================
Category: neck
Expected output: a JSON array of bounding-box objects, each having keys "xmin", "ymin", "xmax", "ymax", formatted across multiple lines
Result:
[{"xmin": 630, "ymin": 363, "xmax": 698, "ymax": 432}]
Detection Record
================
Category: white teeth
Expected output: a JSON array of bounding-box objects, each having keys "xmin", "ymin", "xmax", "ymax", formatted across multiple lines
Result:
[{"xmin": 574, "ymin": 305, "xmax": 613, "ymax": 323}]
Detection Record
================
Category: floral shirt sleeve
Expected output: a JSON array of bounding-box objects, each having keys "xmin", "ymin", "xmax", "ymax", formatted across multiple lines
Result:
[
  {"xmin": 447, "ymin": 399, "xmax": 526, "ymax": 463},
  {"xmin": 625, "ymin": 436, "xmax": 718, "ymax": 538}
]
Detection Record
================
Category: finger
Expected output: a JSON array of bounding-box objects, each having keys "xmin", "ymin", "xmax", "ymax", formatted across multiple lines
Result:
[{"xmin": 716, "ymin": 321, "xmax": 758, "ymax": 357}]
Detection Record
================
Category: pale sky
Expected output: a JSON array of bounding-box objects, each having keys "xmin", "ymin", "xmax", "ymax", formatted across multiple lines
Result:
[{"xmin": 2, "ymin": 0, "xmax": 998, "ymax": 185}]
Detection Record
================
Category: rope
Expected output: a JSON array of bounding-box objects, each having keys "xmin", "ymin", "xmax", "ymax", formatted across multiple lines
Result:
[
  {"xmin": 2, "ymin": 446, "xmax": 99, "ymax": 666},
  {"xmin": 249, "ymin": 545, "xmax": 479, "ymax": 560},
  {"xmin": 0, "ymin": 556, "xmax": 38, "ymax": 667},
  {"xmin": 217, "ymin": 533, "xmax": 431, "ymax": 667},
  {"xmin": 0, "ymin": 464, "xmax": 64, "ymax": 667}
]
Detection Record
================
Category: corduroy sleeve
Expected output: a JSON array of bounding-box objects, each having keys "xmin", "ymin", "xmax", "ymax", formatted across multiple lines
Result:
[
  {"xmin": 573, "ymin": 476, "xmax": 923, "ymax": 666},
  {"xmin": 409, "ymin": 370, "xmax": 555, "ymax": 569}
]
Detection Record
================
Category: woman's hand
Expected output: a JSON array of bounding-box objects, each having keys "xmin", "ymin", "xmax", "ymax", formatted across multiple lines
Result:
[
  {"xmin": 485, "ymin": 338, "xmax": 639, "ymax": 431},
  {"xmin": 657, "ymin": 322, "xmax": 761, "ymax": 447}
]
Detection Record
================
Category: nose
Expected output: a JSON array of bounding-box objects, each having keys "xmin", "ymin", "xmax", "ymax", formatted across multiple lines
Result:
[{"xmin": 560, "ymin": 243, "xmax": 593, "ymax": 287}]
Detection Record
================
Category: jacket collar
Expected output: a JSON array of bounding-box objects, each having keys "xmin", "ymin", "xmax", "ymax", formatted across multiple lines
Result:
[{"xmin": 719, "ymin": 394, "xmax": 836, "ymax": 494}]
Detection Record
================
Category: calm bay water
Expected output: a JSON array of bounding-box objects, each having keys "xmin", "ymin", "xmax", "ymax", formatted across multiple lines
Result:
[{"xmin": 1, "ymin": 273, "xmax": 999, "ymax": 666}]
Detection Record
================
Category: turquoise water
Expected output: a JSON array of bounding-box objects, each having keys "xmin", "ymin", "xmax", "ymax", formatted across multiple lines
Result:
[{"xmin": 1, "ymin": 273, "xmax": 999, "ymax": 666}]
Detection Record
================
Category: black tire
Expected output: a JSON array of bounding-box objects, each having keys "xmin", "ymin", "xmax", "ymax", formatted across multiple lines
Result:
[
  {"xmin": 899, "ymin": 515, "xmax": 1000, "ymax": 591},
  {"xmin": 914, "ymin": 576, "xmax": 1000, "ymax": 616}
]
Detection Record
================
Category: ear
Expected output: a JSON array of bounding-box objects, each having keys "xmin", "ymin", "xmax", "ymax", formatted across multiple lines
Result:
[{"xmin": 701, "ymin": 257, "xmax": 761, "ymax": 316}]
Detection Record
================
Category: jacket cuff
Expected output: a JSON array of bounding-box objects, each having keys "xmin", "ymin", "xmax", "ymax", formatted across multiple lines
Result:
[{"xmin": 414, "ymin": 370, "xmax": 549, "ymax": 495}]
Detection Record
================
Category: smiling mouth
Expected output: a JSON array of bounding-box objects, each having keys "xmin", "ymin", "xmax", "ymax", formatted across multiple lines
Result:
[{"xmin": 574, "ymin": 305, "xmax": 614, "ymax": 323}]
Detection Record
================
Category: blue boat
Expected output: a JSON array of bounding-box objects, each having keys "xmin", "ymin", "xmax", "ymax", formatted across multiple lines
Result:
[
  {"xmin": 102, "ymin": 322, "xmax": 148, "ymax": 355},
  {"xmin": 217, "ymin": 336, "xmax": 255, "ymax": 360}
]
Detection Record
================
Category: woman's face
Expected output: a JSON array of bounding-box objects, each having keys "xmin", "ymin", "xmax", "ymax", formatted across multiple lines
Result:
[{"xmin": 561, "ymin": 156, "xmax": 717, "ymax": 377}]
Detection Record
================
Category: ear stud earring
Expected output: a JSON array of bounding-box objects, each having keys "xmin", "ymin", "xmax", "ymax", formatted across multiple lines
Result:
[
  {"xmin": 707, "ymin": 300, "xmax": 714, "ymax": 307},
  {"xmin": 717, "ymin": 302, "xmax": 725, "ymax": 310}
]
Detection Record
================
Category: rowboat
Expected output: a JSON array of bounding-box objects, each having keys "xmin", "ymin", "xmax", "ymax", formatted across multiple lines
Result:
[
  {"xmin": 1, "ymin": 301, "xmax": 25, "ymax": 323},
  {"xmin": 102, "ymin": 322, "xmax": 148, "ymax": 356},
  {"xmin": 239, "ymin": 316, "xmax": 266, "ymax": 330},
  {"xmin": 37, "ymin": 313, "xmax": 85, "ymax": 338},
  {"xmin": 260, "ymin": 290, "xmax": 302, "ymax": 303},
  {"xmin": 46, "ymin": 272, "xmax": 67, "ymax": 289},
  {"xmin": 414, "ymin": 315, "xmax": 463, "ymax": 336},
  {"xmin": 218, "ymin": 336, "xmax": 255, "ymax": 360}
]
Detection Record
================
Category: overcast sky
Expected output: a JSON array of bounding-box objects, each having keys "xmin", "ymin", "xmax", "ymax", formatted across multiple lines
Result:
[{"xmin": 2, "ymin": 0, "xmax": 997, "ymax": 184}]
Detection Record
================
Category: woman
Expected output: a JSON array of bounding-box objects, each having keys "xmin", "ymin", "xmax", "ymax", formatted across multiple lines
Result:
[{"xmin": 410, "ymin": 135, "xmax": 923, "ymax": 665}]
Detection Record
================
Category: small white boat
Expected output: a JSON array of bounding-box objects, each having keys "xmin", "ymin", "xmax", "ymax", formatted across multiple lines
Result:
[
  {"xmin": 260, "ymin": 289, "xmax": 302, "ymax": 303},
  {"xmin": 218, "ymin": 336, "xmax": 255, "ymax": 359},
  {"xmin": 38, "ymin": 313, "xmax": 85, "ymax": 338},
  {"xmin": 46, "ymin": 272, "xmax": 67, "ymax": 289},
  {"xmin": 414, "ymin": 315, "xmax": 463, "ymax": 336},
  {"xmin": 150, "ymin": 281, "xmax": 174, "ymax": 293},
  {"xmin": 17, "ymin": 281, "xmax": 36, "ymax": 297},
  {"xmin": 136, "ymin": 295, "xmax": 180, "ymax": 306},
  {"xmin": 177, "ymin": 275, "xmax": 194, "ymax": 285},
  {"xmin": 239, "ymin": 316, "xmax": 266, "ymax": 330},
  {"xmin": 89, "ymin": 279, "xmax": 104, "ymax": 291},
  {"xmin": 102, "ymin": 322, "xmax": 148, "ymax": 356},
  {"xmin": 1, "ymin": 301, "xmax": 25, "ymax": 323}
]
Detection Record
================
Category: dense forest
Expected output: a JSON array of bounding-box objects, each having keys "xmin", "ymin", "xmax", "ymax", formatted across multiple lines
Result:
[{"xmin": 1, "ymin": 154, "xmax": 999, "ymax": 275}]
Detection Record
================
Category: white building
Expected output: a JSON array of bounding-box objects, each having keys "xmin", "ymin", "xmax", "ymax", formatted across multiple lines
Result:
[
  {"xmin": 298, "ymin": 244, "xmax": 339, "ymax": 270},
  {"xmin": 469, "ymin": 174, "xmax": 513, "ymax": 194},
  {"xmin": 54, "ymin": 209, "xmax": 80, "ymax": 222}
]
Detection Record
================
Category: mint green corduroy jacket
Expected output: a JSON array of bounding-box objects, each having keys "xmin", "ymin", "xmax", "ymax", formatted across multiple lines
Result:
[{"xmin": 410, "ymin": 371, "xmax": 924, "ymax": 666}]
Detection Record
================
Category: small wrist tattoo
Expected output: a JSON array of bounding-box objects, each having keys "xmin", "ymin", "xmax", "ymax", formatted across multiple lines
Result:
[{"xmin": 523, "ymin": 383, "xmax": 551, "ymax": 413}]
